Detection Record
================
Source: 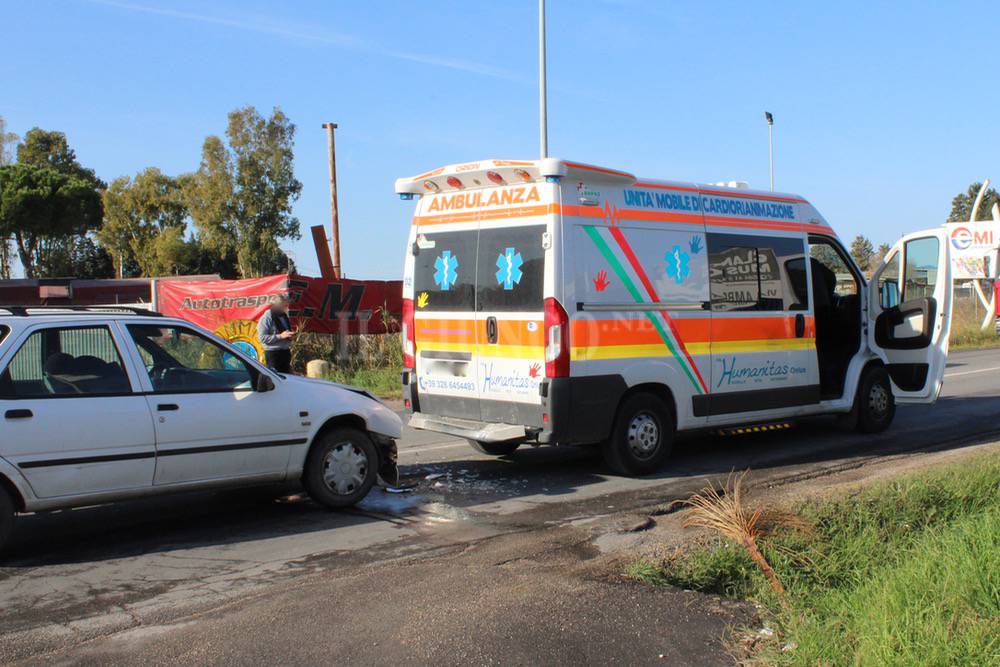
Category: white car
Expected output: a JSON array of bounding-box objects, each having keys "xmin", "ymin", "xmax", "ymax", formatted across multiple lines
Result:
[{"xmin": 0, "ymin": 307, "xmax": 402, "ymax": 553}]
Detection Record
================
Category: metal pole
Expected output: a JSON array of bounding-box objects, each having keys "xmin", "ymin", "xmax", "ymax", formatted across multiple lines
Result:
[
  {"xmin": 538, "ymin": 0, "xmax": 548, "ymax": 158},
  {"xmin": 768, "ymin": 124, "xmax": 774, "ymax": 192},
  {"xmin": 322, "ymin": 122, "xmax": 342, "ymax": 278}
]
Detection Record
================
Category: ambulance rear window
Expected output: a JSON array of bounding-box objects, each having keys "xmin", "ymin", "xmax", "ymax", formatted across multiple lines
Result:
[
  {"xmin": 412, "ymin": 230, "xmax": 477, "ymax": 312},
  {"xmin": 477, "ymin": 225, "xmax": 546, "ymax": 312}
]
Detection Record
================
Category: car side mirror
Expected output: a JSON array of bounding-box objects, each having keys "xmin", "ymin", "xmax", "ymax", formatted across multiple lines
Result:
[{"xmin": 256, "ymin": 373, "xmax": 275, "ymax": 392}]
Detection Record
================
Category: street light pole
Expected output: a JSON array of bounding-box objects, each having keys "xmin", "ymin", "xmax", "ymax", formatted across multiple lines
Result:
[
  {"xmin": 539, "ymin": 0, "xmax": 548, "ymax": 158},
  {"xmin": 764, "ymin": 111, "xmax": 774, "ymax": 192}
]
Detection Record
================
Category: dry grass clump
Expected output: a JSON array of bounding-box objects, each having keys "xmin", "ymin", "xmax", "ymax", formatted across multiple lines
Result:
[{"xmin": 682, "ymin": 471, "xmax": 787, "ymax": 597}]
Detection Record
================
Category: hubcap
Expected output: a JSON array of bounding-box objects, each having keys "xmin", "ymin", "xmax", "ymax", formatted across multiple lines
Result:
[
  {"xmin": 322, "ymin": 441, "xmax": 368, "ymax": 495},
  {"xmin": 627, "ymin": 411, "xmax": 661, "ymax": 459},
  {"xmin": 868, "ymin": 382, "xmax": 889, "ymax": 418}
]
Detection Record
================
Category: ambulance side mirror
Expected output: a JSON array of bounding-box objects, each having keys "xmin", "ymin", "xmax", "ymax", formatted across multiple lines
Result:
[{"xmin": 880, "ymin": 281, "xmax": 900, "ymax": 309}]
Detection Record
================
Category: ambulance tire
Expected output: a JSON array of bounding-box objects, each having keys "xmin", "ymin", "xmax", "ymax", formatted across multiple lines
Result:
[
  {"xmin": 468, "ymin": 440, "xmax": 521, "ymax": 457},
  {"xmin": 855, "ymin": 366, "xmax": 896, "ymax": 434},
  {"xmin": 603, "ymin": 393, "xmax": 675, "ymax": 476},
  {"xmin": 0, "ymin": 487, "xmax": 14, "ymax": 556}
]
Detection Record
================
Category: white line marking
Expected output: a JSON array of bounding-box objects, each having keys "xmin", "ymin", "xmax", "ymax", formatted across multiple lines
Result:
[{"xmin": 945, "ymin": 365, "xmax": 1000, "ymax": 378}]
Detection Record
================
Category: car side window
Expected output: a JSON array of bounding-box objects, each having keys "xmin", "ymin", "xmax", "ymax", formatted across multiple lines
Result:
[
  {"xmin": 0, "ymin": 326, "xmax": 131, "ymax": 398},
  {"xmin": 127, "ymin": 324, "xmax": 254, "ymax": 393}
]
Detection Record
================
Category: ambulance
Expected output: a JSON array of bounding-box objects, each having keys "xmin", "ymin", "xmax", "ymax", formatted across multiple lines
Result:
[{"xmin": 396, "ymin": 159, "xmax": 952, "ymax": 475}]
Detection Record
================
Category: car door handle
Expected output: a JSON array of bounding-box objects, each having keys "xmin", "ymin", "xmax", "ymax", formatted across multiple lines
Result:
[
  {"xmin": 5, "ymin": 409, "xmax": 33, "ymax": 420},
  {"xmin": 157, "ymin": 403, "xmax": 180, "ymax": 412}
]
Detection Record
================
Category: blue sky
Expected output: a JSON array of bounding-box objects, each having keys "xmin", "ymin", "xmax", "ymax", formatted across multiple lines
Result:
[{"xmin": 4, "ymin": 0, "xmax": 997, "ymax": 278}]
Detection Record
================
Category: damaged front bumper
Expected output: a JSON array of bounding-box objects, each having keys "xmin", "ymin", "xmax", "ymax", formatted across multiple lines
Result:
[{"xmin": 373, "ymin": 434, "xmax": 399, "ymax": 486}]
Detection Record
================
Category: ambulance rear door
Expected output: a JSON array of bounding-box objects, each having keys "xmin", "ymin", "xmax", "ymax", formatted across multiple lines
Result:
[
  {"xmin": 410, "ymin": 221, "xmax": 482, "ymax": 421},
  {"xmin": 475, "ymin": 217, "xmax": 550, "ymax": 426},
  {"xmin": 868, "ymin": 229, "xmax": 952, "ymax": 402}
]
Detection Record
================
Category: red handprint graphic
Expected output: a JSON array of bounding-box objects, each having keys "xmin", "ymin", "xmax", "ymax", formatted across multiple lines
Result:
[
  {"xmin": 528, "ymin": 363, "xmax": 541, "ymax": 378},
  {"xmin": 593, "ymin": 270, "xmax": 610, "ymax": 292}
]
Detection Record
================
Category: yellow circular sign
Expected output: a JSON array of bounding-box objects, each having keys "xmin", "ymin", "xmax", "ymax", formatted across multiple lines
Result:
[{"xmin": 214, "ymin": 319, "xmax": 265, "ymax": 362}]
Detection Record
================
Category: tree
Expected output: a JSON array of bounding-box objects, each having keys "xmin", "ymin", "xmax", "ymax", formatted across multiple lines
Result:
[
  {"xmin": 948, "ymin": 182, "xmax": 1000, "ymax": 222},
  {"xmin": 185, "ymin": 106, "xmax": 301, "ymax": 278},
  {"xmin": 16, "ymin": 128, "xmax": 105, "ymax": 189},
  {"xmin": 99, "ymin": 168, "xmax": 190, "ymax": 277},
  {"xmin": 0, "ymin": 117, "xmax": 19, "ymax": 278},
  {"xmin": 5, "ymin": 127, "xmax": 106, "ymax": 278},
  {"xmin": 871, "ymin": 242, "xmax": 891, "ymax": 269},
  {"xmin": 0, "ymin": 164, "xmax": 102, "ymax": 278},
  {"xmin": 850, "ymin": 234, "xmax": 875, "ymax": 273},
  {"xmin": 34, "ymin": 235, "xmax": 115, "ymax": 279},
  {"xmin": 0, "ymin": 117, "xmax": 17, "ymax": 167}
]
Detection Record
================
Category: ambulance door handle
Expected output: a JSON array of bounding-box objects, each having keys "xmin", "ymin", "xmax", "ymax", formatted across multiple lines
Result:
[
  {"xmin": 486, "ymin": 317, "xmax": 498, "ymax": 344},
  {"xmin": 794, "ymin": 314, "xmax": 806, "ymax": 338}
]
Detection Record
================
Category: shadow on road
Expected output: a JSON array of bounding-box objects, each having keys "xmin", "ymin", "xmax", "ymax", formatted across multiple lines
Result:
[{"xmin": 3, "ymin": 394, "xmax": 999, "ymax": 567}]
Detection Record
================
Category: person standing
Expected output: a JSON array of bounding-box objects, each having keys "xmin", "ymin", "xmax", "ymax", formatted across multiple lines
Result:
[{"xmin": 257, "ymin": 295, "xmax": 295, "ymax": 373}]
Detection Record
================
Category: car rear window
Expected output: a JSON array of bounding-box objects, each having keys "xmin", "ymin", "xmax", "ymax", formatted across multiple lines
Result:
[{"xmin": 0, "ymin": 326, "xmax": 8, "ymax": 345}]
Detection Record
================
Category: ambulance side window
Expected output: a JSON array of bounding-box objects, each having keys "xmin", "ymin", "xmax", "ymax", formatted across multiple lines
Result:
[{"xmin": 707, "ymin": 234, "xmax": 808, "ymax": 312}]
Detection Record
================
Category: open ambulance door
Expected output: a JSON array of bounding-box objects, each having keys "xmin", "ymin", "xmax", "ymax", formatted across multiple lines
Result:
[{"xmin": 867, "ymin": 229, "xmax": 952, "ymax": 403}]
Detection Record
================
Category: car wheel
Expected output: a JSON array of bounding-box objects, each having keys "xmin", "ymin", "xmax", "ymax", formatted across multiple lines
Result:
[
  {"xmin": 602, "ymin": 393, "xmax": 674, "ymax": 476},
  {"xmin": 467, "ymin": 440, "xmax": 521, "ymax": 457},
  {"xmin": 856, "ymin": 366, "xmax": 896, "ymax": 434},
  {"xmin": 0, "ymin": 487, "xmax": 14, "ymax": 556},
  {"xmin": 303, "ymin": 427, "xmax": 379, "ymax": 508}
]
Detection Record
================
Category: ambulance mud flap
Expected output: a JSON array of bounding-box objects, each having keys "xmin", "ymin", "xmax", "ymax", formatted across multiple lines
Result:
[{"xmin": 541, "ymin": 375, "xmax": 628, "ymax": 445}]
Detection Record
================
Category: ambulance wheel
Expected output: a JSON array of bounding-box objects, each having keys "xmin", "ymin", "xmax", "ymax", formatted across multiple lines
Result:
[
  {"xmin": 603, "ymin": 393, "xmax": 674, "ymax": 476},
  {"xmin": 0, "ymin": 487, "xmax": 14, "ymax": 556},
  {"xmin": 468, "ymin": 440, "xmax": 521, "ymax": 457},
  {"xmin": 855, "ymin": 366, "xmax": 895, "ymax": 434}
]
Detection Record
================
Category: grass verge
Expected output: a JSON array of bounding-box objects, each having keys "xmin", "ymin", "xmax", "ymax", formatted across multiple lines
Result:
[
  {"xmin": 949, "ymin": 298, "xmax": 1000, "ymax": 350},
  {"xmin": 321, "ymin": 366, "xmax": 401, "ymax": 398},
  {"xmin": 628, "ymin": 454, "xmax": 1000, "ymax": 665}
]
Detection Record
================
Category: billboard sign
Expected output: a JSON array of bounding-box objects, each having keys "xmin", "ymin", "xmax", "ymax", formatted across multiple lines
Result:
[{"xmin": 946, "ymin": 222, "xmax": 1000, "ymax": 279}]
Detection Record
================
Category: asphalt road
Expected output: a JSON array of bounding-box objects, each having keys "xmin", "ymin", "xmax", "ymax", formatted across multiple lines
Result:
[{"xmin": 2, "ymin": 348, "xmax": 1000, "ymax": 664}]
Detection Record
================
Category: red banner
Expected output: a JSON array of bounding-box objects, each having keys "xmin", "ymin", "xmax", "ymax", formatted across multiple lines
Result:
[{"xmin": 154, "ymin": 274, "xmax": 402, "ymax": 336}]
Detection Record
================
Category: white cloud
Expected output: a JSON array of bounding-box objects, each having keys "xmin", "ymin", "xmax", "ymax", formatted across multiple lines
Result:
[{"xmin": 85, "ymin": 0, "xmax": 527, "ymax": 82}]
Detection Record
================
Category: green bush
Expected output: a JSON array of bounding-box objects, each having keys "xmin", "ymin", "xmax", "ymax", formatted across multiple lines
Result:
[{"xmin": 630, "ymin": 454, "xmax": 1000, "ymax": 665}]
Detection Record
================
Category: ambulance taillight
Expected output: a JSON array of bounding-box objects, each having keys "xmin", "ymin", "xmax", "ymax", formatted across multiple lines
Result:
[
  {"xmin": 544, "ymin": 297, "xmax": 570, "ymax": 378},
  {"xmin": 402, "ymin": 297, "xmax": 416, "ymax": 368}
]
